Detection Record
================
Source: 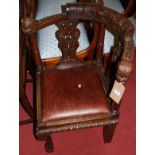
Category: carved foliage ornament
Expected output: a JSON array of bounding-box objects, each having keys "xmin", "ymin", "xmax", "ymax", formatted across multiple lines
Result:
[{"xmin": 55, "ymin": 20, "xmax": 80, "ymax": 61}]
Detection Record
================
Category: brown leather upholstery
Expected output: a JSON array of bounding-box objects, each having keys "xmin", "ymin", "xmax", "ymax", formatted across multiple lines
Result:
[{"xmin": 40, "ymin": 65, "xmax": 110, "ymax": 123}]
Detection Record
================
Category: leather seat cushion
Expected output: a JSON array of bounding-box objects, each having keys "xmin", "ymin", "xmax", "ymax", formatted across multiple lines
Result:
[{"xmin": 41, "ymin": 65, "xmax": 110, "ymax": 122}]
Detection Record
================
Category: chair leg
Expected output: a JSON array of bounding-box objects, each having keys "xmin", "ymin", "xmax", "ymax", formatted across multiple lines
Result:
[
  {"xmin": 103, "ymin": 123, "xmax": 117, "ymax": 143},
  {"xmin": 36, "ymin": 133, "xmax": 54, "ymax": 153},
  {"xmin": 45, "ymin": 135, "xmax": 54, "ymax": 153}
]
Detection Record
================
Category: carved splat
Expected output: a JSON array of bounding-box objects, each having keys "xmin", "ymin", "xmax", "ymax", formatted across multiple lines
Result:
[{"xmin": 55, "ymin": 20, "xmax": 80, "ymax": 61}]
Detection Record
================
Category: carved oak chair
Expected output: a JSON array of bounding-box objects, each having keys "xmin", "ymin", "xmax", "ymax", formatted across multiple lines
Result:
[{"xmin": 21, "ymin": 3, "xmax": 135, "ymax": 152}]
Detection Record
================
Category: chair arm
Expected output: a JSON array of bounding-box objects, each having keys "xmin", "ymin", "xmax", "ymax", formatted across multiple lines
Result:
[
  {"xmin": 103, "ymin": 7, "xmax": 135, "ymax": 83},
  {"xmin": 21, "ymin": 14, "xmax": 67, "ymax": 35},
  {"xmin": 116, "ymin": 59, "xmax": 133, "ymax": 83},
  {"xmin": 116, "ymin": 35, "xmax": 135, "ymax": 83}
]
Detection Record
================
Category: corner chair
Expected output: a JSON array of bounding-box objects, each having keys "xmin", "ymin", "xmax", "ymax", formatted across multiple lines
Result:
[{"xmin": 21, "ymin": 2, "xmax": 135, "ymax": 153}]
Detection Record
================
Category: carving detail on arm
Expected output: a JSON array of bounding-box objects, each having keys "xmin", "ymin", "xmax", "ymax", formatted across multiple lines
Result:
[
  {"xmin": 103, "ymin": 8, "xmax": 135, "ymax": 83},
  {"xmin": 116, "ymin": 36, "xmax": 134, "ymax": 83},
  {"xmin": 116, "ymin": 59, "xmax": 133, "ymax": 83}
]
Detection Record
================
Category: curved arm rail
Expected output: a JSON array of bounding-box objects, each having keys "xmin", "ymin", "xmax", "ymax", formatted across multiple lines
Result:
[{"xmin": 22, "ymin": 3, "xmax": 135, "ymax": 83}]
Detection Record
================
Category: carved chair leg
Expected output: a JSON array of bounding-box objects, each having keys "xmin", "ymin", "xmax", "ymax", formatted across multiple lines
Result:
[
  {"xmin": 103, "ymin": 123, "xmax": 117, "ymax": 143},
  {"xmin": 45, "ymin": 135, "xmax": 54, "ymax": 153},
  {"xmin": 36, "ymin": 133, "xmax": 54, "ymax": 153}
]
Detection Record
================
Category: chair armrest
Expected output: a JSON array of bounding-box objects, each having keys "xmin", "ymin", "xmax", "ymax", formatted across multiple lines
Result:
[{"xmin": 103, "ymin": 7, "xmax": 135, "ymax": 83}]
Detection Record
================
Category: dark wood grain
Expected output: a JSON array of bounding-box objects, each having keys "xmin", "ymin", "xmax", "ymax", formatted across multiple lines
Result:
[{"xmin": 21, "ymin": 2, "xmax": 135, "ymax": 152}]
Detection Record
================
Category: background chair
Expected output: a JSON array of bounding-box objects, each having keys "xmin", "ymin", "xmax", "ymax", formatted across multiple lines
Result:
[
  {"xmin": 104, "ymin": 0, "xmax": 135, "ymax": 16},
  {"xmin": 100, "ymin": 0, "xmax": 136, "ymax": 54},
  {"xmin": 21, "ymin": 2, "xmax": 135, "ymax": 152},
  {"xmin": 19, "ymin": 26, "xmax": 34, "ymax": 125},
  {"xmin": 19, "ymin": 0, "xmax": 36, "ymax": 125}
]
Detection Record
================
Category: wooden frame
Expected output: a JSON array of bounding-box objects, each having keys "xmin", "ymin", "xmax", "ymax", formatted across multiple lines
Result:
[{"xmin": 21, "ymin": 2, "xmax": 135, "ymax": 152}]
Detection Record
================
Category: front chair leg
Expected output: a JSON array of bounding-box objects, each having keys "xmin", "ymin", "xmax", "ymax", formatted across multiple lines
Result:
[
  {"xmin": 103, "ymin": 123, "xmax": 117, "ymax": 143},
  {"xmin": 36, "ymin": 132, "xmax": 54, "ymax": 153},
  {"xmin": 45, "ymin": 135, "xmax": 54, "ymax": 153}
]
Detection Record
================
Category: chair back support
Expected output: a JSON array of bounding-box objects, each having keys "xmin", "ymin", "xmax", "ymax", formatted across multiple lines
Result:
[
  {"xmin": 55, "ymin": 20, "xmax": 80, "ymax": 61},
  {"xmin": 22, "ymin": 3, "xmax": 134, "ymax": 83}
]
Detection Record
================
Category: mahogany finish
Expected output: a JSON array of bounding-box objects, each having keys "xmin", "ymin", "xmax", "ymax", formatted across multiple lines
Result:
[
  {"xmin": 21, "ymin": 0, "xmax": 100, "ymax": 67},
  {"xmin": 21, "ymin": 2, "xmax": 134, "ymax": 153}
]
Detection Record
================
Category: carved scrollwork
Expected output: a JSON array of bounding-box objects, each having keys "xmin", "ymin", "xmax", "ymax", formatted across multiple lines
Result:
[
  {"xmin": 116, "ymin": 59, "xmax": 133, "ymax": 83},
  {"xmin": 116, "ymin": 36, "xmax": 134, "ymax": 83},
  {"xmin": 103, "ymin": 8, "xmax": 134, "ymax": 35},
  {"xmin": 36, "ymin": 119, "xmax": 118, "ymax": 134},
  {"xmin": 55, "ymin": 20, "xmax": 80, "ymax": 61}
]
